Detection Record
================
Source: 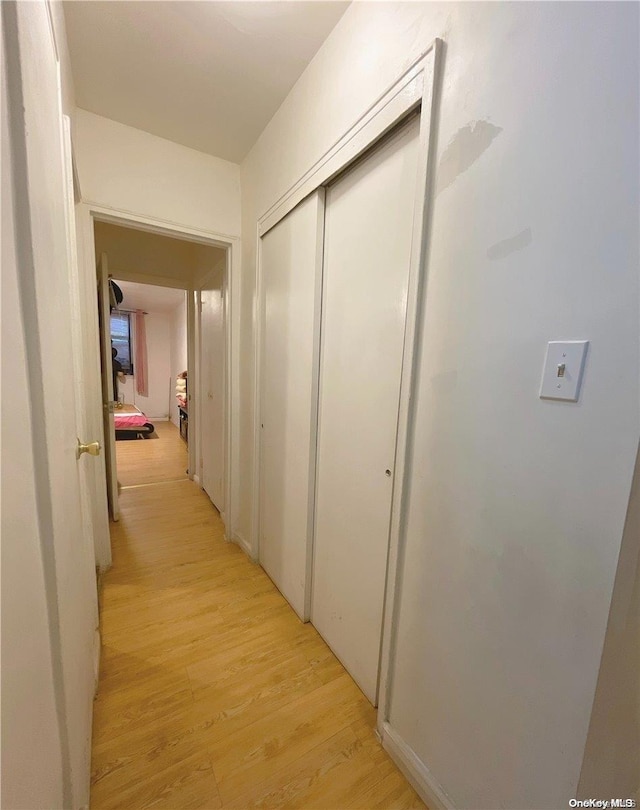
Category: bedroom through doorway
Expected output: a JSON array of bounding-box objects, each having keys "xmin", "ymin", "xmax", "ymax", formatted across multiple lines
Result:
[
  {"xmin": 93, "ymin": 219, "xmax": 228, "ymax": 506},
  {"xmin": 110, "ymin": 279, "xmax": 189, "ymax": 488}
]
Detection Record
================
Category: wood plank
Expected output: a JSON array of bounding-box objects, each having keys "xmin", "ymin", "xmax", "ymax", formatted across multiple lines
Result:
[
  {"xmin": 209, "ymin": 674, "xmax": 372, "ymax": 803},
  {"xmin": 223, "ymin": 727, "xmax": 364, "ymax": 809},
  {"xmin": 91, "ymin": 471, "xmax": 426, "ymax": 809},
  {"xmin": 115, "ymin": 419, "xmax": 188, "ymax": 487}
]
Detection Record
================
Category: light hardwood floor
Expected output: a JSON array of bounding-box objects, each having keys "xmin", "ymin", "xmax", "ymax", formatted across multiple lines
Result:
[
  {"xmin": 92, "ymin": 465, "xmax": 426, "ymax": 808},
  {"xmin": 115, "ymin": 420, "xmax": 189, "ymax": 487}
]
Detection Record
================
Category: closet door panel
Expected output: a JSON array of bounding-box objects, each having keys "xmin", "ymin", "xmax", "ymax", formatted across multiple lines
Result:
[
  {"xmin": 259, "ymin": 191, "xmax": 324, "ymax": 620},
  {"xmin": 312, "ymin": 118, "xmax": 420, "ymax": 703}
]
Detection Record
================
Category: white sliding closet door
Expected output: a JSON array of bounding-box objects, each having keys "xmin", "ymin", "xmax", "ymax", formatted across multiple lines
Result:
[
  {"xmin": 311, "ymin": 117, "xmax": 420, "ymax": 703},
  {"xmin": 259, "ymin": 191, "xmax": 324, "ymax": 620}
]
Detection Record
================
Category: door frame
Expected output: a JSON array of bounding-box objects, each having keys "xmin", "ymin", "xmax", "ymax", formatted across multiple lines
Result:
[
  {"xmin": 76, "ymin": 203, "xmax": 239, "ymax": 568},
  {"xmin": 97, "ymin": 252, "xmax": 120, "ymax": 522},
  {"xmin": 195, "ymin": 263, "xmax": 229, "ymax": 523},
  {"xmin": 252, "ymin": 40, "xmax": 443, "ymax": 728}
]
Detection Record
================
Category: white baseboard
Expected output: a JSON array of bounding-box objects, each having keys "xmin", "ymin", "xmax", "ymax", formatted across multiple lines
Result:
[
  {"xmin": 149, "ymin": 416, "xmax": 169, "ymax": 421},
  {"xmin": 381, "ymin": 722, "xmax": 454, "ymax": 810},
  {"xmin": 192, "ymin": 473, "xmax": 201, "ymax": 487},
  {"xmin": 230, "ymin": 531, "xmax": 255, "ymax": 561}
]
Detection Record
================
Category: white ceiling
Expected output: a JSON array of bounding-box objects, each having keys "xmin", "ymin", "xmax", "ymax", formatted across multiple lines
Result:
[
  {"xmin": 64, "ymin": 1, "xmax": 349, "ymax": 162},
  {"xmin": 114, "ymin": 280, "xmax": 186, "ymax": 313}
]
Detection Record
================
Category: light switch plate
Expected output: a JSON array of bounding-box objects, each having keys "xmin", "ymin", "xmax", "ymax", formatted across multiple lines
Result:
[{"xmin": 540, "ymin": 340, "xmax": 589, "ymax": 402}]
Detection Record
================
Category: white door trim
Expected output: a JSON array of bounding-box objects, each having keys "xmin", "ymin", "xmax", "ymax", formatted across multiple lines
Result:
[
  {"xmin": 77, "ymin": 202, "xmax": 240, "ymax": 566},
  {"xmin": 79, "ymin": 201, "xmax": 238, "ymax": 246},
  {"xmin": 251, "ymin": 224, "xmax": 264, "ymax": 564},
  {"xmin": 251, "ymin": 38, "xmax": 442, "ymax": 719},
  {"xmin": 304, "ymin": 192, "xmax": 327, "ymax": 619},
  {"xmin": 257, "ymin": 45, "xmax": 437, "ymax": 238},
  {"xmin": 97, "ymin": 252, "xmax": 120, "ymax": 522},
  {"xmin": 376, "ymin": 39, "xmax": 444, "ymax": 728}
]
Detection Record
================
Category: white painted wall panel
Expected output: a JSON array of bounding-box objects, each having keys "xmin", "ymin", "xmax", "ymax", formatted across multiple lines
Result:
[
  {"xmin": 385, "ymin": 7, "xmax": 640, "ymax": 809},
  {"xmin": 75, "ymin": 109, "xmax": 241, "ymax": 237},
  {"xmin": 259, "ymin": 192, "xmax": 324, "ymax": 620}
]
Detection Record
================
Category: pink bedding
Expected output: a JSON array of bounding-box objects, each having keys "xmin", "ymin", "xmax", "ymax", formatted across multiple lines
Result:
[{"xmin": 114, "ymin": 412, "xmax": 149, "ymax": 428}]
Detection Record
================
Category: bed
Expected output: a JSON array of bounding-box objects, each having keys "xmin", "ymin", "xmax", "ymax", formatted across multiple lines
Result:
[{"xmin": 114, "ymin": 404, "xmax": 156, "ymax": 440}]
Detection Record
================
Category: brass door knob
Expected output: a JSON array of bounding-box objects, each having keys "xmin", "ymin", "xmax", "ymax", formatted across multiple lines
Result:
[{"xmin": 76, "ymin": 439, "xmax": 101, "ymax": 459}]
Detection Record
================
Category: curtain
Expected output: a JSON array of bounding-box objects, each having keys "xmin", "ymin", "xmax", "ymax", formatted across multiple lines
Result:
[{"xmin": 134, "ymin": 310, "xmax": 148, "ymax": 397}]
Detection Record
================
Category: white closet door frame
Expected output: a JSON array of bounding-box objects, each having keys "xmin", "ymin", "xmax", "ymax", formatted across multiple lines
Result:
[{"xmin": 252, "ymin": 40, "xmax": 443, "ymax": 719}]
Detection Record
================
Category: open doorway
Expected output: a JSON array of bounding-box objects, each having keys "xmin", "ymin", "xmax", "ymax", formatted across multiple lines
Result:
[
  {"xmin": 109, "ymin": 279, "xmax": 189, "ymax": 487},
  {"xmin": 92, "ymin": 218, "xmax": 228, "ymax": 525}
]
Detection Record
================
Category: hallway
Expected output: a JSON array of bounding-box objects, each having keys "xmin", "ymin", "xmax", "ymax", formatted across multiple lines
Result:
[
  {"xmin": 115, "ymin": 420, "xmax": 189, "ymax": 487},
  {"xmin": 91, "ymin": 478, "xmax": 425, "ymax": 809}
]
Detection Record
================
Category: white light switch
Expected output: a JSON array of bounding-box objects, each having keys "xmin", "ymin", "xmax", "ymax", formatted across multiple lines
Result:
[{"xmin": 540, "ymin": 341, "xmax": 588, "ymax": 402}]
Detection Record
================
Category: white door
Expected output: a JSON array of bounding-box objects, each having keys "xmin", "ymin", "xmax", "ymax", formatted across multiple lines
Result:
[
  {"xmin": 61, "ymin": 115, "xmax": 100, "ymax": 683},
  {"xmin": 97, "ymin": 252, "xmax": 119, "ymax": 521},
  {"xmin": 7, "ymin": 2, "xmax": 100, "ymax": 805},
  {"xmin": 200, "ymin": 277, "xmax": 225, "ymax": 512},
  {"xmin": 311, "ymin": 117, "xmax": 420, "ymax": 704},
  {"xmin": 259, "ymin": 191, "xmax": 324, "ymax": 620}
]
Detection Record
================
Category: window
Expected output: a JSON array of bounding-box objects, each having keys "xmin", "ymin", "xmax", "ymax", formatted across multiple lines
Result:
[{"xmin": 110, "ymin": 312, "xmax": 133, "ymax": 374}]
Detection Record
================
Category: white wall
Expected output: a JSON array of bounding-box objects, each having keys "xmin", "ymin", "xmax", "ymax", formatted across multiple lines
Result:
[
  {"xmin": 577, "ymin": 443, "xmax": 640, "ymax": 801},
  {"xmin": 241, "ymin": 3, "xmax": 639, "ymax": 808},
  {"xmin": 119, "ymin": 311, "xmax": 172, "ymax": 419},
  {"xmin": 170, "ymin": 293, "xmax": 188, "ymax": 428},
  {"xmin": 74, "ymin": 108, "xmax": 241, "ymax": 237}
]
